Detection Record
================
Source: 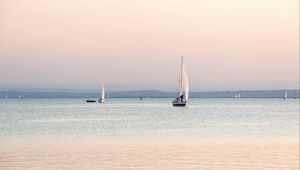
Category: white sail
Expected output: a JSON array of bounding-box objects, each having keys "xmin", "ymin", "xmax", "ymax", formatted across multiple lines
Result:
[
  {"xmin": 183, "ymin": 67, "xmax": 189, "ymax": 100},
  {"xmin": 179, "ymin": 56, "xmax": 189, "ymax": 101},
  {"xmin": 101, "ymin": 81, "xmax": 105, "ymax": 100},
  {"xmin": 284, "ymin": 90, "xmax": 288, "ymax": 99},
  {"xmin": 98, "ymin": 81, "xmax": 105, "ymax": 103}
]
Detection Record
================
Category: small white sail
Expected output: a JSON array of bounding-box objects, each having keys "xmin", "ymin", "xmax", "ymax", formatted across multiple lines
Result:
[
  {"xmin": 183, "ymin": 67, "xmax": 189, "ymax": 100},
  {"xmin": 284, "ymin": 90, "xmax": 288, "ymax": 99},
  {"xmin": 234, "ymin": 92, "xmax": 240, "ymax": 99},
  {"xmin": 101, "ymin": 82, "xmax": 105, "ymax": 100},
  {"xmin": 98, "ymin": 81, "xmax": 105, "ymax": 103}
]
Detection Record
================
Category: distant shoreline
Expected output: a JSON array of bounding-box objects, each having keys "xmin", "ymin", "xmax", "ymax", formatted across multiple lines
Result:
[
  {"xmin": 2, "ymin": 97, "xmax": 299, "ymax": 99},
  {"xmin": 1, "ymin": 89, "xmax": 299, "ymax": 98}
]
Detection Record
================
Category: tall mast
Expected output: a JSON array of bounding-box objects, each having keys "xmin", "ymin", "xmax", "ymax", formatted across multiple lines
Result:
[
  {"xmin": 100, "ymin": 81, "xmax": 102, "ymax": 99},
  {"xmin": 180, "ymin": 56, "xmax": 184, "ymax": 96}
]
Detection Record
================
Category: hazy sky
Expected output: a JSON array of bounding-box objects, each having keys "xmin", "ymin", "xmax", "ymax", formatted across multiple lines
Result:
[{"xmin": 0, "ymin": 0, "xmax": 299, "ymax": 91}]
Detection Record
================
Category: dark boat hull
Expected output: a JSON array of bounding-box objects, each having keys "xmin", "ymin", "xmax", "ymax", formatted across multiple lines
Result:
[
  {"xmin": 86, "ymin": 100, "xmax": 96, "ymax": 103},
  {"xmin": 172, "ymin": 100, "xmax": 187, "ymax": 107},
  {"xmin": 172, "ymin": 103, "xmax": 186, "ymax": 107}
]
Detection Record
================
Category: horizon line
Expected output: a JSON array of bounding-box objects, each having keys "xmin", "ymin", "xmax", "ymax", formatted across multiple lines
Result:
[{"xmin": 0, "ymin": 88, "xmax": 299, "ymax": 93}]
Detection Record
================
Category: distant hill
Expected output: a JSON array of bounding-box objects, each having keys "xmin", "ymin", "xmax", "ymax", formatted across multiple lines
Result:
[{"xmin": 0, "ymin": 89, "xmax": 299, "ymax": 98}]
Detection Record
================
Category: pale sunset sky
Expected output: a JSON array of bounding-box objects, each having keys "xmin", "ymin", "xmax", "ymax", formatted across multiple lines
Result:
[{"xmin": 0, "ymin": 0, "xmax": 299, "ymax": 91}]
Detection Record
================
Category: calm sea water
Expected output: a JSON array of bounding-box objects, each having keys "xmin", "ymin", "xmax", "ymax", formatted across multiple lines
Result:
[
  {"xmin": 0, "ymin": 98, "xmax": 299, "ymax": 142},
  {"xmin": 0, "ymin": 98, "xmax": 299, "ymax": 169}
]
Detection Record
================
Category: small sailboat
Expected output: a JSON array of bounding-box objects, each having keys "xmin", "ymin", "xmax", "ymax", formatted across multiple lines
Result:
[
  {"xmin": 98, "ymin": 81, "xmax": 105, "ymax": 103},
  {"xmin": 283, "ymin": 90, "xmax": 288, "ymax": 99},
  {"xmin": 234, "ymin": 93, "xmax": 240, "ymax": 99},
  {"xmin": 173, "ymin": 56, "xmax": 189, "ymax": 107}
]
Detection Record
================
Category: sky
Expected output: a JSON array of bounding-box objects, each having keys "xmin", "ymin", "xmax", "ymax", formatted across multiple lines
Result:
[{"xmin": 0, "ymin": 0, "xmax": 299, "ymax": 91}]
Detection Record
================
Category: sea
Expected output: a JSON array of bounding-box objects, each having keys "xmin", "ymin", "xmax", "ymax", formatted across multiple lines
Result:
[{"xmin": 0, "ymin": 98, "xmax": 299, "ymax": 169}]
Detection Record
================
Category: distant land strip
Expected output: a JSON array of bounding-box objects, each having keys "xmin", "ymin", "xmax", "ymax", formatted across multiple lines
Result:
[{"xmin": 0, "ymin": 90, "xmax": 299, "ymax": 98}]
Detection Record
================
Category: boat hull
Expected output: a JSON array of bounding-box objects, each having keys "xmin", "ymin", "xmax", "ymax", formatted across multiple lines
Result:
[
  {"xmin": 86, "ymin": 100, "xmax": 96, "ymax": 103},
  {"xmin": 172, "ymin": 100, "xmax": 187, "ymax": 107},
  {"xmin": 98, "ymin": 98, "xmax": 105, "ymax": 103},
  {"xmin": 172, "ymin": 103, "xmax": 186, "ymax": 107}
]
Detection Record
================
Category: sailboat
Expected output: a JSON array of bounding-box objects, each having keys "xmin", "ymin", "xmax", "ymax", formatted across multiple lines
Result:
[
  {"xmin": 283, "ymin": 90, "xmax": 288, "ymax": 99},
  {"xmin": 98, "ymin": 81, "xmax": 105, "ymax": 103},
  {"xmin": 234, "ymin": 92, "xmax": 240, "ymax": 99},
  {"xmin": 172, "ymin": 56, "xmax": 189, "ymax": 107}
]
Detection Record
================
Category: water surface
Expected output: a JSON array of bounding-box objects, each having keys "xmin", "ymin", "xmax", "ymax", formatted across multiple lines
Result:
[{"xmin": 0, "ymin": 98, "xmax": 299, "ymax": 169}]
